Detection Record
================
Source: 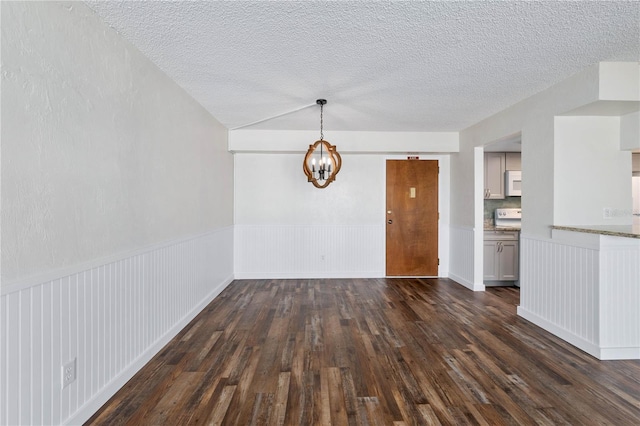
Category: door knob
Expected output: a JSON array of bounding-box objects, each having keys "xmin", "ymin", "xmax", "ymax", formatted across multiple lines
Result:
[{"xmin": 388, "ymin": 219, "xmax": 393, "ymax": 224}]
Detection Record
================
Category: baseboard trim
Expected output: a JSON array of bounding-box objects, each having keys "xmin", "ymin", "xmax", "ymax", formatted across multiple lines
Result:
[
  {"xmin": 234, "ymin": 271, "xmax": 384, "ymax": 280},
  {"xmin": 449, "ymin": 273, "xmax": 485, "ymax": 291},
  {"xmin": 517, "ymin": 307, "xmax": 640, "ymax": 360},
  {"xmin": 517, "ymin": 306, "xmax": 601, "ymax": 359},
  {"xmin": 599, "ymin": 346, "xmax": 640, "ymax": 360}
]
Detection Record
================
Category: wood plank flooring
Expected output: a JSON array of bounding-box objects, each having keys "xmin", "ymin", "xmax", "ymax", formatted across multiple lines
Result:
[{"xmin": 86, "ymin": 278, "xmax": 640, "ymax": 425}]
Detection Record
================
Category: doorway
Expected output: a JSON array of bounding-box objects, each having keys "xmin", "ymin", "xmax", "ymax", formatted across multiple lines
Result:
[
  {"xmin": 633, "ymin": 153, "xmax": 640, "ymax": 218},
  {"xmin": 385, "ymin": 160, "xmax": 439, "ymax": 276}
]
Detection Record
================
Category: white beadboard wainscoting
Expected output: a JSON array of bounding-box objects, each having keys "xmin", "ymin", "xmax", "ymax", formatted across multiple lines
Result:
[
  {"xmin": 448, "ymin": 225, "xmax": 482, "ymax": 290},
  {"xmin": 0, "ymin": 227, "xmax": 234, "ymax": 426},
  {"xmin": 518, "ymin": 230, "xmax": 640, "ymax": 360},
  {"xmin": 234, "ymin": 224, "xmax": 385, "ymax": 279}
]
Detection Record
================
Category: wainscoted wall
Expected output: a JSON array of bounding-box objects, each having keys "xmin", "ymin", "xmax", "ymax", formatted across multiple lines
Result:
[
  {"xmin": 599, "ymin": 235, "xmax": 640, "ymax": 353},
  {"xmin": 449, "ymin": 225, "xmax": 481, "ymax": 290},
  {"xmin": 0, "ymin": 228, "xmax": 233, "ymax": 426},
  {"xmin": 235, "ymin": 225, "xmax": 385, "ymax": 279},
  {"xmin": 518, "ymin": 234, "xmax": 600, "ymax": 350},
  {"xmin": 518, "ymin": 231, "xmax": 640, "ymax": 360},
  {"xmin": 234, "ymin": 154, "xmax": 452, "ymax": 280}
]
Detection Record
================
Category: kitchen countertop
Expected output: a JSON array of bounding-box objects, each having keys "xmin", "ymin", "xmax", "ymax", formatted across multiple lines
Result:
[
  {"xmin": 484, "ymin": 225, "xmax": 521, "ymax": 232},
  {"xmin": 551, "ymin": 221, "xmax": 640, "ymax": 239}
]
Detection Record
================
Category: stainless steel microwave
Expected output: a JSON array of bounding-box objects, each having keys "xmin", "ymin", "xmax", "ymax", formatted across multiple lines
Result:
[{"xmin": 505, "ymin": 170, "xmax": 522, "ymax": 196}]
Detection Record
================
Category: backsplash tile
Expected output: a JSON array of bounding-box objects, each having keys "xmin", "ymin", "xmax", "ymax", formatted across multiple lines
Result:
[{"xmin": 484, "ymin": 197, "xmax": 522, "ymax": 222}]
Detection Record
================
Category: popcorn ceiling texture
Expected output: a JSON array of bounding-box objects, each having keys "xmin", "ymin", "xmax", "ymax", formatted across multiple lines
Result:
[
  {"xmin": 86, "ymin": 1, "xmax": 640, "ymax": 132},
  {"xmin": 1, "ymin": 1, "xmax": 233, "ymax": 284}
]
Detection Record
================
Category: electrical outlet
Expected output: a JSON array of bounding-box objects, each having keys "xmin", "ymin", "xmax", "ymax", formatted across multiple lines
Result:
[{"xmin": 62, "ymin": 358, "xmax": 76, "ymax": 389}]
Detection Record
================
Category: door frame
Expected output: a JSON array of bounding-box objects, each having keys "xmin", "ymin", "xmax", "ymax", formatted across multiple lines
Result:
[
  {"xmin": 476, "ymin": 132, "xmax": 523, "ymax": 289},
  {"xmin": 383, "ymin": 155, "xmax": 450, "ymax": 278}
]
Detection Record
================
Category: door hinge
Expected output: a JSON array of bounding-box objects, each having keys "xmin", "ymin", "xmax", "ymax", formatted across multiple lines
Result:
[{"xmin": 438, "ymin": 258, "xmax": 440, "ymax": 265}]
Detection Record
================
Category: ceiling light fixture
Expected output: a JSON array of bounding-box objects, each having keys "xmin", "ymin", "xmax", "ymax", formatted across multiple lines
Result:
[{"xmin": 303, "ymin": 99, "xmax": 342, "ymax": 188}]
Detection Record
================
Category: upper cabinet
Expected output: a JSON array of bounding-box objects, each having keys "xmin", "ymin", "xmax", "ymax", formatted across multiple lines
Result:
[
  {"xmin": 485, "ymin": 152, "xmax": 523, "ymax": 199},
  {"xmin": 505, "ymin": 152, "xmax": 522, "ymax": 170},
  {"xmin": 484, "ymin": 152, "xmax": 505, "ymax": 199}
]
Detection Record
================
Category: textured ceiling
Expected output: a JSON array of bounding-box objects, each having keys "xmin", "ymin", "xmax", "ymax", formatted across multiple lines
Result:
[{"xmin": 86, "ymin": 1, "xmax": 639, "ymax": 132}]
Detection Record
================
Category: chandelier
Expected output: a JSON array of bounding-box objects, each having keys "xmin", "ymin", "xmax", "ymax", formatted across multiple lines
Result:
[{"xmin": 303, "ymin": 99, "xmax": 342, "ymax": 188}]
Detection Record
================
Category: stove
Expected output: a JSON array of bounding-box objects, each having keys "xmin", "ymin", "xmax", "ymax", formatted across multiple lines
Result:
[{"xmin": 494, "ymin": 208, "xmax": 522, "ymax": 229}]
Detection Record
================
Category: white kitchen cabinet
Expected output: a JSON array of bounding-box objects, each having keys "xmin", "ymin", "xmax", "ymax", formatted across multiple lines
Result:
[
  {"xmin": 505, "ymin": 152, "xmax": 522, "ymax": 170},
  {"xmin": 484, "ymin": 231, "xmax": 519, "ymax": 282},
  {"xmin": 484, "ymin": 153, "xmax": 505, "ymax": 199},
  {"xmin": 483, "ymin": 241, "xmax": 500, "ymax": 280}
]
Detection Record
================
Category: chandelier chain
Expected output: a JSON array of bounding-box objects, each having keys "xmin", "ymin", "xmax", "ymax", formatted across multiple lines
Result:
[{"xmin": 320, "ymin": 103, "xmax": 324, "ymax": 140}]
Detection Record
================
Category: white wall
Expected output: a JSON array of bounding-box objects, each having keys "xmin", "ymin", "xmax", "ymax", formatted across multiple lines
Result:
[
  {"xmin": 234, "ymin": 151, "xmax": 451, "ymax": 278},
  {"xmin": 234, "ymin": 153, "xmax": 386, "ymax": 278},
  {"xmin": 1, "ymin": 2, "xmax": 234, "ymax": 424},
  {"xmin": 453, "ymin": 63, "xmax": 603, "ymax": 236},
  {"xmin": 621, "ymin": 111, "xmax": 640, "ymax": 151},
  {"xmin": 450, "ymin": 62, "xmax": 639, "ymax": 286},
  {"xmin": 450, "ymin": 61, "xmax": 640, "ymax": 356},
  {"xmin": 554, "ymin": 116, "xmax": 630, "ymax": 226},
  {"xmin": 1, "ymin": 1, "xmax": 233, "ymax": 287},
  {"xmin": 599, "ymin": 62, "xmax": 640, "ymax": 101},
  {"xmin": 235, "ymin": 154, "xmax": 383, "ymax": 225},
  {"xmin": 452, "ymin": 63, "xmax": 639, "ymax": 237}
]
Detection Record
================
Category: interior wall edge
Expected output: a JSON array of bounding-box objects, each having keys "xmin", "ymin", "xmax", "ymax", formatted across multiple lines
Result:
[{"xmin": 448, "ymin": 225, "xmax": 480, "ymax": 291}]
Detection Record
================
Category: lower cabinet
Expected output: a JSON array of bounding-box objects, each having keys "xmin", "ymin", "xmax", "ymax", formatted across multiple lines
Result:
[{"xmin": 484, "ymin": 231, "xmax": 519, "ymax": 282}]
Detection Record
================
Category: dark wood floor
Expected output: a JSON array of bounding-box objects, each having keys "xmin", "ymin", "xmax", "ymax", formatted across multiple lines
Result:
[{"xmin": 86, "ymin": 278, "xmax": 640, "ymax": 425}]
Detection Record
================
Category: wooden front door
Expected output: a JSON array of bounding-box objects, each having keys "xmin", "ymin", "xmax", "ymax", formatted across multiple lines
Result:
[{"xmin": 386, "ymin": 160, "xmax": 439, "ymax": 276}]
